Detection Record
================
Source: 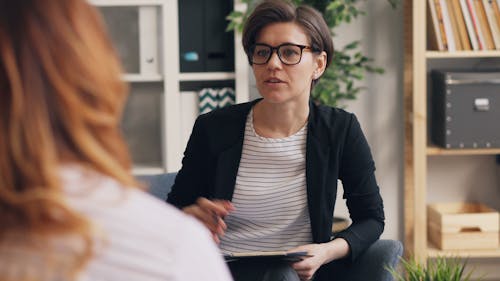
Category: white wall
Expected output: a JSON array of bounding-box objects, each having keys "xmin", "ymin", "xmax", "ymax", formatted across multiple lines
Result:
[{"xmin": 324, "ymin": 2, "xmax": 405, "ymax": 241}]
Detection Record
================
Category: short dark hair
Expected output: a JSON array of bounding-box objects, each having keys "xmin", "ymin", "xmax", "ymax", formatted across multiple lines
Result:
[{"xmin": 242, "ymin": 0, "xmax": 334, "ymax": 69}]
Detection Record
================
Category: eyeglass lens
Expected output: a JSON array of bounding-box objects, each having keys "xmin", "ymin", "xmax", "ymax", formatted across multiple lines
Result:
[{"xmin": 252, "ymin": 44, "xmax": 303, "ymax": 65}]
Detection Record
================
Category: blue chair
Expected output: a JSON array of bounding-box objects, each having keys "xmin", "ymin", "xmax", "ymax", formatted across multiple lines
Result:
[{"xmin": 139, "ymin": 173, "xmax": 402, "ymax": 281}]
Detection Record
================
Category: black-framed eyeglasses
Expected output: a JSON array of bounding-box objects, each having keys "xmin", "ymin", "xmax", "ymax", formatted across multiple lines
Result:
[{"xmin": 249, "ymin": 43, "xmax": 313, "ymax": 65}]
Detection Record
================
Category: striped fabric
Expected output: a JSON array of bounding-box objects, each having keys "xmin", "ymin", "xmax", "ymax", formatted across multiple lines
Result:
[{"xmin": 219, "ymin": 109, "xmax": 312, "ymax": 254}]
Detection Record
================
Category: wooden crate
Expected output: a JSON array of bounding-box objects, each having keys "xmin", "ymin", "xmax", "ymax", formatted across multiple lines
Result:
[{"xmin": 428, "ymin": 203, "xmax": 499, "ymax": 250}]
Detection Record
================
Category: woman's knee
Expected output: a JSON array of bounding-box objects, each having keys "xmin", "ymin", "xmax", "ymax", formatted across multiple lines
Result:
[{"xmin": 262, "ymin": 263, "xmax": 300, "ymax": 281}]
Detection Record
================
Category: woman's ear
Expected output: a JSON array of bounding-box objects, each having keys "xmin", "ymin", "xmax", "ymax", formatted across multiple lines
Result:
[{"xmin": 313, "ymin": 51, "xmax": 327, "ymax": 79}]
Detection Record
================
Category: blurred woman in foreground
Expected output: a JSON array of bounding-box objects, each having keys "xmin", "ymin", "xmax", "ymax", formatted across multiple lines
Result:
[{"xmin": 0, "ymin": 1, "xmax": 232, "ymax": 280}]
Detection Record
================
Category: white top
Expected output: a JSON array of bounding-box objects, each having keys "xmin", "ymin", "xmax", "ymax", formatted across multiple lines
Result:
[
  {"xmin": 219, "ymin": 110, "xmax": 312, "ymax": 254},
  {"xmin": 0, "ymin": 166, "xmax": 233, "ymax": 281}
]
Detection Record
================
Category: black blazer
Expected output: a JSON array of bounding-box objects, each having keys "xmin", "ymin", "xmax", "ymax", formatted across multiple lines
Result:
[{"xmin": 167, "ymin": 99, "xmax": 384, "ymax": 262}]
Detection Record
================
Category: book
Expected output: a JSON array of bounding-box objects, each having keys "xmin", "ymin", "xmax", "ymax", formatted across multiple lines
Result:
[
  {"xmin": 435, "ymin": 0, "xmax": 450, "ymax": 50},
  {"xmin": 467, "ymin": 0, "xmax": 486, "ymax": 49},
  {"xmin": 474, "ymin": 0, "xmax": 495, "ymax": 49},
  {"xmin": 446, "ymin": 0, "xmax": 464, "ymax": 50},
  {"xmin": 223, "ymin": 251, "xmax": 313, "ymax": 262},
  {"xmin": 460, "ymin": 0, "xmax": 480, "ymax": 50},
  {"xmin": 451, "ymin": 0, "xmax": 473, "ymax": 50},
  {"xmin": 493, "ymin": 0, "xmax": 500, "ymax": 39},
  {"xmin": 441, "ymin": 0, "xmax": 458, "ymax": 50},
  {"xmin": 429, "ymin": 0, "xmax": 446, "ymax": 50},
  {"xmin": 483, "ymin": 0, "xmax": 500, "ymax": 49}
]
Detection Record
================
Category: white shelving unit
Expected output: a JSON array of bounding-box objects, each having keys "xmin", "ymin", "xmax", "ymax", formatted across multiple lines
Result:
[{"xmin": 91, "ymin": 0, "xmax": 249, "ymax": 175}]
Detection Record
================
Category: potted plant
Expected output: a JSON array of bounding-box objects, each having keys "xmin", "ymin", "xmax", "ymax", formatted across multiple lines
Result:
[
  {"xmin": 226, "ymin": 0, "xmax": 398, "ymax": 107},
  {"xmin": 386, "ymin": 256, "xmax": 484, "ymax": 281}
]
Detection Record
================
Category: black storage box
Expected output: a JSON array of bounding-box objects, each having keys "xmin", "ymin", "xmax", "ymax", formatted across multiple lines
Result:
[
  {"xmin": 431, "ymin": 70, "xmax": 500, "ymax": 149},
  {"xmin": 179, "ymin": 0, "xmax": 235, "ymax": 73}
]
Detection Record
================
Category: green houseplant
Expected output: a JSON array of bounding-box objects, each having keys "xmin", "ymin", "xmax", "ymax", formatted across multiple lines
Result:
[
  {"xmin": 226, "ymin": 0, "xmax": 398, "ymax": 107},
  {"xmin": 386, "ymin": 256, "xmax": 484, "ymax": 281}
]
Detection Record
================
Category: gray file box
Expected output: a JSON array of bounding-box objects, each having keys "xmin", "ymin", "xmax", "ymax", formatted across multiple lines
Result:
[{"xmin": 431, "ymin": 70, "xmax": 500, "ymax": 149}]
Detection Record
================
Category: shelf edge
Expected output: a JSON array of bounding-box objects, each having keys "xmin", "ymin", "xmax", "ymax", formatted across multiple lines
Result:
[
  {"xmin": 179, "ymin": 72, "xmax": 236, "ymax": 81},
  {"xmin": 427, "ymin": 245, "xmax": 500, "ymax": 258},
  {"xmin": 122, "ymin": 74, "xmax": 163, "ymax": 82},
  {"xmin": 90, "ymin": 0, "xmax": 165, "ymax": 6},
  {"xmin": 426, "ymin": 50, "xmax": 500, "ymax": 58},
  {"xmin": 427, "ymin": 146, "xmax": 500, "ymax": 156}
]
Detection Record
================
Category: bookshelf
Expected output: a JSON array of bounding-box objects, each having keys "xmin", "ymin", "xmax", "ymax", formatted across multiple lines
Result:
[
  {"xmin": 404, "ymin": 0, "xmax": 500, "ymax": 264},
  {"xmin": 91, "ymin": 0, "xmax": 249, "ymax": 175}
]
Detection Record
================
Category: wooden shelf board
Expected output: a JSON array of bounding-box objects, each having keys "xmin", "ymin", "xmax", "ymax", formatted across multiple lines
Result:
[
  {"xmin": 427, "ymin": 146, "xmax": 500, "ymax": 156},
  {"xmin": 179, "ymin": 72, "xmax": 236, "ymax": 81},
  {"xmin": 122, "ymin": 73, "xmax": 163, "ymax": 82},
  {"xmin": 428, "ymin": 243, "xmax": 500, "ymax": 258},
  {"xmin": 90, "ymin": 0, "xmax": 165, "ymax": 6},
  {"xmin": 426, "ymin": 50, "xmax": 500, "ymax": 58}
]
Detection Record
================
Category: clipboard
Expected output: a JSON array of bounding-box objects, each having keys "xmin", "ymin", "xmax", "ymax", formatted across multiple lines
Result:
[{"xmin": 223, "ymin": 251, "xmax": 312, "ymax": 262}]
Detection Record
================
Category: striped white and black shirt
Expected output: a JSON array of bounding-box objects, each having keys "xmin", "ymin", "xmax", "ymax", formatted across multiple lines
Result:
[{"xmin": 219, "ymin": 109, "xmax": 312, "ymax": 254}]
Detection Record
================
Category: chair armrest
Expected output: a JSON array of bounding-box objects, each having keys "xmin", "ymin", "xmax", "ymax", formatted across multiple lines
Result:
[{"xmin": 138, "ymin": 172, "xmax": 177, "ymax": 200}]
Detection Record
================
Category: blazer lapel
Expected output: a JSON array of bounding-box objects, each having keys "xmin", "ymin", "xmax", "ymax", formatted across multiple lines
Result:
[
  {"xmin": 213, "ymin": 100, "xmax": 259, "ymax": 200},
  {"xmin": 215, "ymin": 140, "xmax": 244, "ymax": 200},
  {"xmin": 306, "ymin": 101, "xmax": 331, "ymax": 242}
]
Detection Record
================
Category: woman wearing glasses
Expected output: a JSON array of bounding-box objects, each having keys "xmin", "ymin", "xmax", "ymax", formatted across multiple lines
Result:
[{"xmin": 167, "ymin": 0, "xmax": 385, "ymax": 280}]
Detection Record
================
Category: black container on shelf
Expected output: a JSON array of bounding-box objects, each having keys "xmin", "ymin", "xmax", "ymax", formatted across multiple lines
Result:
[
  {"xmin": 179, "ymin": 0, "xmax": 235, "ymax": 73},
  {"xmin": 431, "ymin": 70, "xmax": 500, "ymax": 149}
]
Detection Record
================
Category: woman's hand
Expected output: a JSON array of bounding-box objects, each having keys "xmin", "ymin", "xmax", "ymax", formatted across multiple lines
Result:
[
  {"xmin": 288, "ymin": 238, "xmax": 349, "ymax": 281},
  {"xmin": 288, "ymin": 244, "xmax": 329, "ymax": 281},
  {"xmin": 182, "ymin": 197, "xmax": 235, "ymax": 243}
]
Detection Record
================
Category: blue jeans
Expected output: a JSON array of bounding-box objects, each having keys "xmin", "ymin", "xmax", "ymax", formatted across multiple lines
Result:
[
  {"xmin": 227, "ymin": 258, "xmax": 355, "ymax": 281},
  {"xmin": 228, "ymin": 259, "xmax": 301, "ymax": 281}
]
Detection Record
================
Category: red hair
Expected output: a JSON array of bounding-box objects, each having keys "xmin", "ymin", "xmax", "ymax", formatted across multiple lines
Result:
[{"xmin": 0, "ymin": 0, "xmax": 137, "ymax": 279}]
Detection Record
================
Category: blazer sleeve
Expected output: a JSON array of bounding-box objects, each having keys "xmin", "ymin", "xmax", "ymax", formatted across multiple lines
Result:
[
  {"xmin": 166, "ymin": 115, "xmax": 214, "ymax": 208},
  {"xmin": 334, "ymin": 114, "xmax": 385, "ymax": 261}
]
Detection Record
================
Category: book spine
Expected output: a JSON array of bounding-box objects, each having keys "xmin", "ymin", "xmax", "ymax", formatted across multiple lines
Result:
[
  {"xmin": 475, "ymin": 0, "xmax": 495, "ymax": 49},
  {"xmin": 467, "ymin": 0, "xmax": 486, "ymax": 49},
  {"xmin": 483, "ymin": 0, "xmax": 500, "ymax": 49},
  {"xmin": 447, "ymin": 0, "xmax": 471, "ymax": 51},
  {"xmin": 493, "ymin": 0, "xmax": 500, "ymax": 38},
  {"xmin": 429, "ymin": 0, "xmax": 445, "ymax": 50},
  {"xmin": 460, "ymin": 0, "xmax": 480, "ymax": 49},
  {"xmin": 441, "ymin": 0, "xmax": 458, "ymax": 50},
  {"xmin": 435, "ymin": 0, "xmax": 450, "ymax": 50},
  {"xmin": 452, "ymin": 0, "xmax": 472, "ymax": 50},
  {"xmin": 446, "ymin": 0, "xmax": 463, "ymax": 50}
]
